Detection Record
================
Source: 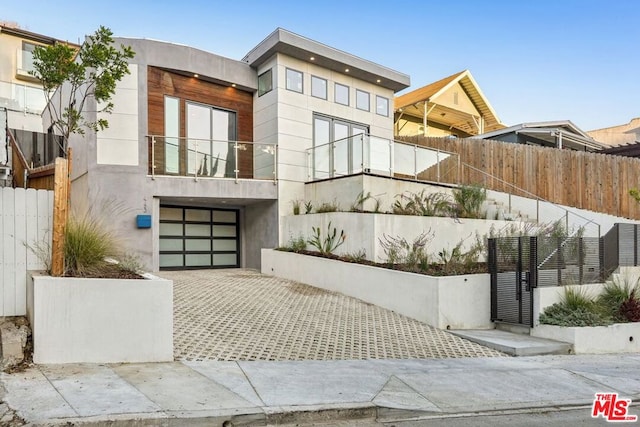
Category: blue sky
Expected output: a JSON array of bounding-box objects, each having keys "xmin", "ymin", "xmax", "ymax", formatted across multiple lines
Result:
[{"xmin": 3, "ymin": 0, "xmax": 638, "ymax": 131}]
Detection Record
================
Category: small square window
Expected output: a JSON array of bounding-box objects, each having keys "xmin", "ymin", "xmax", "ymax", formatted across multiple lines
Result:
[
  {"xmin": 335, "ymin": 83, "xmax": 349, "ymax": 105},
  {"xmin": 258, "ymin": 69, "xmax": 273, "ymax": 97},
  {"xmin": 356, "ymin": 89, "xmax": 370, "ymax": 111},
  {"xmin": 376, "ymin": 95, "xmax": 389, "ymax": 117},
  {"xmin": 286, "ymin": 68, "xmax": 303, "ymax": 93},
  {"xmin": 311, "ymin": 75, "xmax": 327, "ymax": 99}
]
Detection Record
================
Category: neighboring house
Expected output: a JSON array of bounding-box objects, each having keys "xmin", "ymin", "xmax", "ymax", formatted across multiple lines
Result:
[
  {"xmin": 0, "ymin": 23, "xmax": 78, "ymax": 184},
  {"xmin": 393, "ymin": 70, "xmax": 504, "ymax": 138},
  {"xmin": 587, "ymin": 117, "xmax": 640, "ymax": 147},
  {"xmin": 476, "ymin": 120, "xmax": 606, "ymax": 152},
  {"xmin": 61, "ymin": 28, "xmax": 410, "ymax": 271}
]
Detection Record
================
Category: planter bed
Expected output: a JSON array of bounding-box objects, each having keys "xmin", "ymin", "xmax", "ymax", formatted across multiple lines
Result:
[
  {"xmin": 261, "ymin": 249, "xmax": 492, "ymax": 330},
  {"xmin": 532, "ymin": 323, "xmax": 640, "ymax": 354},
  {"xmin": 27, "ymin": 272, "xmax": 173, "ymax": 364}
]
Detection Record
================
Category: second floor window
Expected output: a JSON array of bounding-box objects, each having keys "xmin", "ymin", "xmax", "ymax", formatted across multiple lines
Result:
[
  {"xmin": 286, "ymin": 68, "xmax": 303, "ymax": 93},
  {"xmin": 311, "ymin": 76, "xmax": 327, "ymax": 99}
]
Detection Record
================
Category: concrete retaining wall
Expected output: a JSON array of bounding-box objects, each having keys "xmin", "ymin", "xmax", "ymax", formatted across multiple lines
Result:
[
  {"xmin": 261, "ymin": 249, "xmax": 492, "ymax": 330},
  {"xmin": 532, "ymin": 323, "xmax": 640, "ymax": 354}
]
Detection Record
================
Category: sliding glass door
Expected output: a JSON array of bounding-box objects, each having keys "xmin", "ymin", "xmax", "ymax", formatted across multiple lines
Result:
[{"xmin": 187, "ymin": 102, "xmax": 237, "ymax": 177}]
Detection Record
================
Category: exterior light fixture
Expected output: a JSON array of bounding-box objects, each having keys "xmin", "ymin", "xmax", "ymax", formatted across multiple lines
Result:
[
  {"xmin": 345, "ymin": 68, "xmax": 349, "ymax": 72},
  {"xmin": 194, "ymin": 74, "xmax": 199, "ymax": 78},
  {"xmin": 310, "ymin": 56, "xmax": 315, "ymax": 61},
  {"xmin": 232, "ymin": 83, "xmax": 237, "ymax": 87},
  {"xmin": 376, "ymin": 79, "xmax": 381, "ymax": 83}
]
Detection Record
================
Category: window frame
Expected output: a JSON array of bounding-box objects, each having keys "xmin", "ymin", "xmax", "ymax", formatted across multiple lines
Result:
[
  {"xmin": 311, "ymin": 75, "xmax": 328, "ymax": 100},
  {"xmin": 334, "ymin": 83, "xmax": 349, "ymax": 106},
  {"xmin": 356, "ymin": 89, "xmax": 370, "ymax": 111},
  {"xmin": 285, "ymin": 68, "xmax": 303, "ymax": 93},
  {"xmin": 376, "ymin": 95, "xmax": 389, "ymax": 117},
  {"xmin": 257, "ymin": 68, "xmax": 273, "ymax": 97}
]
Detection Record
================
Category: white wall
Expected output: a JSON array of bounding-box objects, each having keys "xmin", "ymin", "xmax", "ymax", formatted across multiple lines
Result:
[
  {"xmin": 282, "ymin": 212, "xmax": 528, "ymax": 263},
  {"xmin": 487, "ymin": 189, "xmax": 640, "ymax": 237},
  {"xmin": 0, "ymin": 187, "xmax": 53, "ymax": 316},
  {"xmin": 28, "ymin": 273, "xmax": 173, "ymax": 363},
  {"xmin": 96, "ymin": 64, "xmax": 139, "ymax": 166},
  {"xmin": 262, "ymin": 249, "xmax": 492, "ymax": 329}
]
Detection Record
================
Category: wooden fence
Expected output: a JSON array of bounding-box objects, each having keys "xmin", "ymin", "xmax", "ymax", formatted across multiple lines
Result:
[
  {"xmin": 399, "ymin": 136, "xmax": 640, "ymax": 220},
  {"xmin": 0, "ymin": 187, "xmax": 53, "ymax": 316}
]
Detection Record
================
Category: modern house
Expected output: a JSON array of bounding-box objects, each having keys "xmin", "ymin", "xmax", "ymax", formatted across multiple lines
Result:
[
  {"xmin": 393, "ymin": 70, "xmax": 504, "ymax": 138},
  {"xmin": 476, "ymin": 120, "xmax": 607, "ymax": 152},
  {"xmin": 61, "ymin": 28, "xmax": 410, "ymax": 271}
]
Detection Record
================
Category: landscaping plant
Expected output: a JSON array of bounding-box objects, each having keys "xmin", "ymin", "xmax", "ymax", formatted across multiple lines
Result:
[
  {"xmin": 308, "ymin": 222, "xmax": 346, "ymax": 254},
  {"xmin": 452, "ymin": 184, "xmax": 486, "ymax": 219},
  {"xmin": 539, "ymin": 287, "xmax": 611, "ymax": 327}
]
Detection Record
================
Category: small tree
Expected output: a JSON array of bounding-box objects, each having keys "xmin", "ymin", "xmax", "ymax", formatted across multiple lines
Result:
[{"xmin": 31, "ymin": 25, "xmax": 135, "ymax": 153}]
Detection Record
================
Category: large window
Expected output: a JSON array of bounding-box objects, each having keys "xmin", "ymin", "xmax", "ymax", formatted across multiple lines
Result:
[
  {"xmin": 164, "ymin": 96, "xmax": 180, "ymax": 174},
  {"xmin": 286, "ymin": 68, "xmax": 303, "ymax": 93},
  {"xmin": 186, "ymin": 102, "xmax": 237, "ymax": 178},
  {"xmin": 258, "ymin": 69, "xmax": 273, "ymax": 96},
  {"xmin": 356, "ymin": 89, "xmax": 370, "ymax": 111},
  {"xmin": 312, "ymin": 114, "xmax": 368, "ymax": 179},
  {"xmin": 376, "ymin": 95, "xmax": 389, "ymax": 117},
  {"xmin": 334, "ymin": 83, "xmax": 349, "ymax": 106},
  {"xmin": 311, "ymin": 75, "xmax": 327, "ymax": 99}
]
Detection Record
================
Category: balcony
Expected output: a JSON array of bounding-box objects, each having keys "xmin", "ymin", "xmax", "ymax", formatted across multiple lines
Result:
[
  {"xmin": 306, "ymin": 134, "xmax": 460, "ymax": 184},
  {"xmin": 148, "ymin": 136, "xmax": 277, "ymax": 182},
  {"xmin": 0, "ymin": 80, "xmax": 46, "ymax": 114}
]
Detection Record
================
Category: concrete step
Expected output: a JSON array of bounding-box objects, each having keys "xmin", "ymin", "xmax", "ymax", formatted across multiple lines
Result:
[
  {"xmin": 448, "ymin": 329, "xmax": 572, "ymax": 357},
  {"xmin": 495, "ymin": 321, "xmax": 530, "ymax": 335}
]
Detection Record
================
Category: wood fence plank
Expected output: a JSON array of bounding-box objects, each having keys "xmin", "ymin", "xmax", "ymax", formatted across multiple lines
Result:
[
  {"xmin": 13, "ymin": 189, "xmax": 27, "ymax": 315},
  {"xmin": 2, "ymin": 188, "xmax": 16, "ymax": 316}
]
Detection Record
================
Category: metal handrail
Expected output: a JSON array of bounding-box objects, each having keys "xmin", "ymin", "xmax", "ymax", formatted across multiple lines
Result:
[{"xmin": 461, "ymin": 162, "xmax": 601, "ymax": 237}]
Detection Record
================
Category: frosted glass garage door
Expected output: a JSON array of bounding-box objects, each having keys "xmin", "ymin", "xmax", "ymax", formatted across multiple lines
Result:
[{"xmin": 159, "ymin": 205, "xmax": 239, "ymax": 269}]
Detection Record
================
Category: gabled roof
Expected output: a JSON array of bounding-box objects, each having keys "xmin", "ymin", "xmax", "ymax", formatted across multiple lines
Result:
[
  {"xmin": 242, "ymin": 28, "xmax": 410, "ymax": 92},
  {"xmin": 477, "ymin": 120, "xmax": 607, "ymax": 151},
  {"xmin": 394, "ymin": 70, "xmax": 503, "ymax": 134}
]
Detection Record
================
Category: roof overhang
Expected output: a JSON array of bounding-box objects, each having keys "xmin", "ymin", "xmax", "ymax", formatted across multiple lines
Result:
[
  {"xmin": 394, "ymin": 70, "xmax": 504, "ymax": 134},
  {"xmin": 242, "ymin": 28, "xmax": 410, "ymax": 92}
]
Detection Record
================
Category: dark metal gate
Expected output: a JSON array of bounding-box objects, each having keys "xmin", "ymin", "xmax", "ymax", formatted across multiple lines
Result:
[{"xmin": 489, "ymin": 237, "xmax": 537, "ymax": 327}]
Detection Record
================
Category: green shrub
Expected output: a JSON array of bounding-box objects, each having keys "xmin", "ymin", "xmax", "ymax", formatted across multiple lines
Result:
[
  {"xmin": 304, "ymin": 201, "xmax": 313, "ymax": 214},
  {"xmin": 64, "ymin": 211, "xmax": 120, "ymax": 276},
  {"xmin": 598, "ymin": 276, "xmax": 639, "ymax": 321},
  {"xmin": 379, "ymin": 231, "xmax": 432, "ymax": 271},
  {"xmin": 392, "ymin": 190, "xmax": 451, "ymax": 217},
  {"xmin": 539, "ymin": 304, "xmax": 611, "ymax": 327},
  {"xmin": 452, "ymin": 184, "xmax": 486, "ymax": 219},
  {"xmin": 316, "ymin": 200, "xmax": 340, "ymax": 213},
  {"xmin": 350, "ymin": 191, "xmax": 372, "ymax": 212},
  {"xmin": 539, "ymin": 287, "xmax": 611, "ymax": 327},
  {"xmin": 344, "ymin": 249, "xmax": 367, "ymax": 263}
]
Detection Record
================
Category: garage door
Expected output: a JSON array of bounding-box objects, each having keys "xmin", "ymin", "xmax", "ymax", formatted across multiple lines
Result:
[{"xmin": 159, "ymin": 205, "xmax": 239, "ymax": 269}]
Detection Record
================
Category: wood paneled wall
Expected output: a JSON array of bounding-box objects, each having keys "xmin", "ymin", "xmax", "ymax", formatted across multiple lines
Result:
[
  {"xmin": 398, "ymin": 136, "xmax": 640, "ymax": 220},
  {"xmin": 147, "ymin": 66, "xmax": 254, "ymax": 177}
]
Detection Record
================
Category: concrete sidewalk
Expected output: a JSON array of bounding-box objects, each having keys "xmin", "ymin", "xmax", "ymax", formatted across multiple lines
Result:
[{"xmin": 2, "ymin": 354, "xmax": 640, "ymax": 426}]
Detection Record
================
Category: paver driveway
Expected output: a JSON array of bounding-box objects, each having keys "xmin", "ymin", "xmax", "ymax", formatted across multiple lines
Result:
[{"xmin": 160, "ymin": 269, "xmax": 506, "ymax": 361}]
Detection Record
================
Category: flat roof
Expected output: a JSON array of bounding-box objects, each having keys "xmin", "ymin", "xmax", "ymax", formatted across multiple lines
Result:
[{"xmin": 242, "ymin": 28, "xmax": 410, "ymax": 92}]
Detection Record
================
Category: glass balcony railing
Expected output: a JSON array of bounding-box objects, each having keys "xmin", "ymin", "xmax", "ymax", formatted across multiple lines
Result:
[
  {"xmin": 307, "ymin": 134, "xmax": 460, "ymax": 184},
  {"xmin": 0, "ymin": 80, "xmax": 47, "ymax": 114},
  {"xmin": 148, "ymin": 136, "xmax": 277, "ymax": 182}
]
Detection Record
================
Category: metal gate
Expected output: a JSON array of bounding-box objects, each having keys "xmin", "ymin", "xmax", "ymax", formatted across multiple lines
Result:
[{"xmin": 489, "ymin": 237, "xmax": 537, "ymax": 327}]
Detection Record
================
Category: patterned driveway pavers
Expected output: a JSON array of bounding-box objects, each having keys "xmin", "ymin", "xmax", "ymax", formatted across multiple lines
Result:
[{"xmin": 161, "ymin": 269, "xmax": 506, "ymax": 361}]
